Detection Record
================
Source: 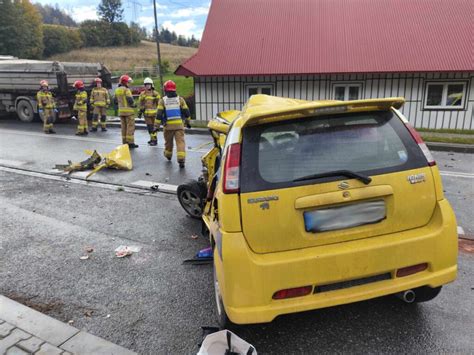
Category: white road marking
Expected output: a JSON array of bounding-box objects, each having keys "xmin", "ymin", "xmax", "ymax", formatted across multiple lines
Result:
[
  {"xmin": 440, "ymin": 171, "xmax": 474, "ymax": 179},
  {"xmin": 0, "ymin": 128, "xmax": 209, "ymax": 153},
  {"xmin": 0, "ymin": 159, "xmax": 27, "ymax": 167},
  {"xmin": 457, "ymin": 226, "xmax": 465, "ymax": 235},
  {"xmin": 0, "ymin": 165, "xmax": 176, "ymax": 195},
  {"xmin": 131, "ymin": 180, "xmax": 178, "ymax": 193}
]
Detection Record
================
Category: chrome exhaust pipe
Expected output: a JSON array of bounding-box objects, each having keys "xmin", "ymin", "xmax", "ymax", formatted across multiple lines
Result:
[{"xmin": 396, "ymin": 289, "xmax": 416, "ymax": 303}]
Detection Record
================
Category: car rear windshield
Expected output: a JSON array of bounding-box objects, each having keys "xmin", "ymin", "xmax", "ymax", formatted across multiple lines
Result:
[{"xmin": 240, "ymin": 110, "xmax": 428, "ymax": 193}]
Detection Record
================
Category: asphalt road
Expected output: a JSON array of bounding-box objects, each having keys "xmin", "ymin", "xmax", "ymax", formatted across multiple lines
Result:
[
  {"xmin": 0, "ymin": 119, "xmax": 473, "ymax": 353},
  {"xmin": 0, "ymin": 171, "xmax": 473, "ymax": 354}
]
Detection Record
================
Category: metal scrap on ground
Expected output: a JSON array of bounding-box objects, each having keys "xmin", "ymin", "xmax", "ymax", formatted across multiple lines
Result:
[{"xmin": 55, "ymin": 144, "xmax": 133, "ymax": 179}]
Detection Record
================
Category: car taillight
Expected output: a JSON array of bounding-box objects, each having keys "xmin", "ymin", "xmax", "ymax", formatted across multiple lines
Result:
[
  {"xmin": 396, "ymin": 263, "xmax": 428, "ymax": 277},
  {"xmin": 223, "ymin": 143, "xmax": 241, "ymax": 194},
  {"xmin": 405, "ymin": 123, "xmax": 436, "ymax": 166},
  {"xmin": 272, "ymin": 286, "xmax": 313, "ymax": 300}
]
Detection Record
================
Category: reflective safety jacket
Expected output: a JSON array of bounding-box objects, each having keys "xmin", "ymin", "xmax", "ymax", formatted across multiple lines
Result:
[
  {"xmin": 114, "ymin": 86, "xmax": 135, "ymax": 116},
  {"xmin": 138, "ymin": 89, "xmax": 160, "ymax": 116},
  {"xmin": 36, "ymin": 90, "xmax": 56, "ymax": 110},
  {"xmin": 156, "ymin": 95, "xmax": 190, "ymax": 129},
  {"xmin": 73, "ymin": 90, "xmax": 88, "ymax": 112},
  {"xmin": 90, "ymin": 87, "xmax": 110, "ymax": 107}
]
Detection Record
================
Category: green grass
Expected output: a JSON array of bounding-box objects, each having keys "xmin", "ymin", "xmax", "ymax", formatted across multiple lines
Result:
[
  {"xmin": 420, "ymin": 134, "xmax": 474, "ymax": 145},
  {"xmin": 417, "ymin": 128, "xmax": 474, "ymax": 135}
]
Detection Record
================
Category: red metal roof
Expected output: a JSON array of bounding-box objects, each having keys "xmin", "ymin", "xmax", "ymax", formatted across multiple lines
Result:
[{"xmin": 176, "ymin": 0, "xmax": 473, "ymax": 76}]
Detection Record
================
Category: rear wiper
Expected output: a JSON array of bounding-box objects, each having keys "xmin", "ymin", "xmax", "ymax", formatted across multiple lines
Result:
[{"xmin": 293, "ymin": 170, "xmax": 372, "ymax": 184}]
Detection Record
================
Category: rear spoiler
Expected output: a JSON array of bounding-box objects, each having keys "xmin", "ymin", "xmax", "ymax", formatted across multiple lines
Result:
[{"xmin": 242, "ymin": 97, "xmax": 406, "ymax": 127}]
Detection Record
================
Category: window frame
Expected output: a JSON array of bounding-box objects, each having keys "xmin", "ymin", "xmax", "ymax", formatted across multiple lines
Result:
[
  {"xmin": 331, "ymin": 82, "xmax": 364, "ymax": 101},
  {"xmin": 423, "ymin": 81, "xmax": 468, "ymax": 110},
  {"xmin": 244, "ymin": 84, "xmax": 274, "ymax": 98}
]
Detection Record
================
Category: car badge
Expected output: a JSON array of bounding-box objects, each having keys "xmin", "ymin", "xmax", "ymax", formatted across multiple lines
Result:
[
  {"xmin": 407, "ymin": 173, "xmax": 426, "ymax": 184},
  {"xmin": 338, "ymin": 181, "xmax": 350, "ymax": 190}
]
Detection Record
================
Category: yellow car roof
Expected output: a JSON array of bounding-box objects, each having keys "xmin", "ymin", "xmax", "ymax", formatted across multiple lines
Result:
[{"xmin": 234, "ymin": 95, "xmax": 405, "ymax": 128}]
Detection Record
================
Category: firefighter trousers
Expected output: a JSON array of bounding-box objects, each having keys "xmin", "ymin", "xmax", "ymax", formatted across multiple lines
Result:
[
  {"xmin": 145, "ymin": 115, "xmax": 157, "ymax": 142},
  {"xmin": 42, "ymin": 109, "xmax": 55, "ymax": 132},
  {"xmin": 92, "ymin": 107, "xmax": 107, "ymax": 128},
  {"xmin": 76, "ymin": 110, "xmax": 88, "ymax": 133},
  {"xmin": 163, "ymin": 128, "xmax": 185, "ymax": 162},
  {"xmin": 120, "ymin": 115, "xmax": 135, "ymax": 144}
]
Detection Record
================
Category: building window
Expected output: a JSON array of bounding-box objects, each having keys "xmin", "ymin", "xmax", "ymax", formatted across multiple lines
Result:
[
  {"xmin": 333, "ymin": 84, "xmax": 362, "ymax": 101},
  {"xmin": 246, "ymin": 84, "xmax": 273, "ymax": 98},
  {"xmin": 425, "ymin": 82, "xmax": 467, "ymax": 109}
]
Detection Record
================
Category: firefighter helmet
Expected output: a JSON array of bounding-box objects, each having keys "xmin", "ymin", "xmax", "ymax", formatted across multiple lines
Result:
[
  {"xmin": 40, "ymin": 80, "xmax": 48, "ymax": 87},
  {"xmin": 163, "ymin": 80, "xmax": 176, "ymax": 92},
  {"xmin": 144, "ymin": 77, "xmax": 154, "ymax": 86},
  {"xmin": 94, "ymin": 77, "xmax": 102, "ymax": 83},
  {"xmin": 74, "ymin": 80, "xmax": 84, "ymax": 89},
  {"xmin": 120, "ymin": 75, "xmax": 133, "ymax": 86}
]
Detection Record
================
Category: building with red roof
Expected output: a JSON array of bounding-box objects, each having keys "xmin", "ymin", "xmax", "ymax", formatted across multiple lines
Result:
[{"xmin": 176, "ymin": 0, "xmax": 473, "ymax": 129}]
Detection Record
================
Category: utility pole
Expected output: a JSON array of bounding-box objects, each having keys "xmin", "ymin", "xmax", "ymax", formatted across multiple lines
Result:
[{"xmin": 153, "ymin": 0, "xmax": 164, "ymax": 95}]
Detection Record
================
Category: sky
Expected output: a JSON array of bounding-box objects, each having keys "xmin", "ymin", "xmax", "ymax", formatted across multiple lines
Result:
[{"xmin": 34, "ymin": 0, "xmax": 210, "ymax": 39}]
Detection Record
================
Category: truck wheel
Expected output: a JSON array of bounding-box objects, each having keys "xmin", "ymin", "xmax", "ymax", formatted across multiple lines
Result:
[
  {"xmin": 177, "ymin": 180, "xmax": 207, "ymax": 219},
  {"xmin": 214, "ymin": 264, "xmax": 234, "ymax": 329},
  {"xmin": 16, "ymin": 100, "xmax": 36, "ymax": 123}
]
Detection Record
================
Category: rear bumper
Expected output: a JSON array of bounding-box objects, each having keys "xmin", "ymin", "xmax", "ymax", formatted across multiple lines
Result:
[{"xmin": 215, "ymin": 199, "xmax": 457, "ymax": 324}]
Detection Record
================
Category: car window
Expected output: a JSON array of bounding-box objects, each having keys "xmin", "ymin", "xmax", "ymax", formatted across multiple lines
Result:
[{"xmin": 241, "ymin": 111, "xmax": 428, "ymax": 192}]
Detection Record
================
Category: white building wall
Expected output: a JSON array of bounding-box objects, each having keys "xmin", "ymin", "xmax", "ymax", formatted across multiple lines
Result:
[{"xmin": 194, "ymin": 72, "xmax": 474, "ymax": 129}]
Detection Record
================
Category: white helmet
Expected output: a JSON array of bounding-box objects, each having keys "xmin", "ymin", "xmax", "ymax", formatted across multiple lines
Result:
[{"xmin": 144, "ymin": 77, "xmax": 154, "ymax": 86}]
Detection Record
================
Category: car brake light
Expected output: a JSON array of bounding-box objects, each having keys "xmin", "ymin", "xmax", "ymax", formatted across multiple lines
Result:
[
  {"xmin": 223, "ymin": 143, "xmax": 241, "ymax": 194},
  {"xmin": 272, "ymin": 286, "xmax": 313, "ymax": 300},
  {"xmin": 396, "ymin": 263, "xmax": 428, "ymax": 277},
  {"xmin": 405, "ymin": 123, "xmax": 436, "ymax": 166}
]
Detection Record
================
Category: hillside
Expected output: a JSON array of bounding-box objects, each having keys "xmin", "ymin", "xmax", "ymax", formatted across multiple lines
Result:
[{"xmin": 48, "ymin": 41, "xmax": 197, "ymax": 72}]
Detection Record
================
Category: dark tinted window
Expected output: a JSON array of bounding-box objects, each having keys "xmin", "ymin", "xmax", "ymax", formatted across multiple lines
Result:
[{"xmin": 240, "ymin": 111, "xmax": 428, "ymax": 192}]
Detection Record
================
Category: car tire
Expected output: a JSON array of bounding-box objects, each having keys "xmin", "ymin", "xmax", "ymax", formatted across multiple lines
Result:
[
  {"xmin": 413, "ymin": 286, "xmax": 442, "ymax": 303},
  {"xmin": 177, "ymin": 180, "xmax": 207, "ymax": 219},
  {"xmin": 16, "ymin": 100, "xmax": 36, "ymax": 123},
  {"xmin": 213, "ymin": 263, "xmax": 234, "ymax": 329}
]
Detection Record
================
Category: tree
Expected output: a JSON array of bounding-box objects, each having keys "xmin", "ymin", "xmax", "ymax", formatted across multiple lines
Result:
[
  {"xmin": 43, "ymin": 25, "xmax": 82, "ymax": 57},
  {"xmin": 0, "ymin": 0, "xmax": 43, "ymax": 59},
  {"xmin": 97, "ymin": 0, "xmax": 123, "ymax": 23},
  {"xmin": 35, "ymin": 3, "xmax": 77, "ymax": 27}
]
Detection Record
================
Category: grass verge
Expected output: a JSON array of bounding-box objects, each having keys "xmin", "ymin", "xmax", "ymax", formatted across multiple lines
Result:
[{"xmin": 421, "ymin": 134, "xmax": 474, "ymax": 145}]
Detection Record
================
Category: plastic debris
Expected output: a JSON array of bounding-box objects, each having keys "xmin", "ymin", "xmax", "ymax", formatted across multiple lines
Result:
[
  {"xmin": 55, "ymin": 144, "xmax": 133, "ymax": 179},
  {"xmin": 197, "ymin": 247, "xmax": 212, "ymax": 258},
  {"xmin": 79, "ymin": 255, "xmax": 89, "ymax": 260},
  {"xmin": 84, "ymin": 310, "xmax": 94, "ymax": 317},
  {"xmin": 85, "ymin": 246, "xmax": 94, "ymax": 253},
  {"xmin": 115, "ymin": 245, "xmax": 141, "ymax": 258},
  {"xmin": 183, "ymin": 246, "xmax": 213, "ymax": 265},
  {"xmin": 191, "ymin": 234, "xmax": 199, "ymax": 239},
  {"xmin": 197, "ymin": 330, "xmax": 257, "ymax": 355},
  {"xmin": 68, "ymin": 320, "xmax": 74, "ymax": 325}
]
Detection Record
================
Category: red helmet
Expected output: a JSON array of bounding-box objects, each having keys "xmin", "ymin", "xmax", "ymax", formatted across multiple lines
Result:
[
  {"xmin": 94, "ymin": 77, "xmax": 102, "ymax": 84},
  {"xmin": 120, "ymin": 75, "xmax": 132, "ymax": 86},
  {"xmin": 40, "ymin": 80, "xmax": 48, "ymax": 87},
  {"xmin": 163, "ymin": 80, "xmax": 176, "ymax": 92},
  {"xmin": 74, "ymin": 80, "xmax": 84, "ymax": 89}
]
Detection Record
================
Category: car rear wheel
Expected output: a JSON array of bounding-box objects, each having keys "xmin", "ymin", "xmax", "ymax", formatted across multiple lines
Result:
[
  {"xmin": 177, "ymin": 180, "xmax": 207, "ymax": 219},
  {"xmin": 214, "ymin": 264, "xmax": 234, "ymax": 329},
  {"xmin": 413, "ymin": 286, "xmax": 442, "ymax": 303},
  {"xmin": 16, "ymin": 100, "xmax": 36, "ymax": 123}
]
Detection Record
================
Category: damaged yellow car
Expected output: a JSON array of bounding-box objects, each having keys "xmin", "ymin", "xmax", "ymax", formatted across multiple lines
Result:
[{"xmin": 177, "ymin": 95, "xmax": 458, "ymax": 326}]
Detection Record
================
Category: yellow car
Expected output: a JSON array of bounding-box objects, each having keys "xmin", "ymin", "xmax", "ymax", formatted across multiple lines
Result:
[{"xmin": 181, "ymin": 95, "xmax": 458, "ymax": 327}]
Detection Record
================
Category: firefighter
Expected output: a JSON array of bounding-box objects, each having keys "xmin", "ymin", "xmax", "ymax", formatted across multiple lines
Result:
[
  {"xmin": 73, "ymin": 80, "xmax": 88, "ymax": 136},
  {"xmin": 138, "ymin": 77, "xmax": 160, "ymax": 146},
  {"xmin": 90, "ymin": 78, "xmax": 110, "ymax": 132},
  {"xmin": 156, "ymin": 80, "xmax": 191, "ymax": 168},
  {"xmin": 36, "ymin": 80, "xmax": 57, "ymax": 134},
  {"xmin": 114, "ymin": 75, "xmax": 138, "ymax": 148}
]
